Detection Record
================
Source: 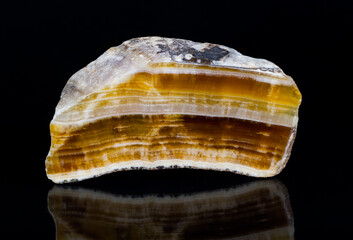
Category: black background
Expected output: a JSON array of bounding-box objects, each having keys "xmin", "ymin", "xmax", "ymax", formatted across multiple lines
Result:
[{"xmin": 1, "ymin": 0, "xmax": 352, "ymax": 239}]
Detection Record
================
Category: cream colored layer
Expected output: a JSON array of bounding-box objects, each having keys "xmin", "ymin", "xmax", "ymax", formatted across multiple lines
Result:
[
  {"xmin": 47, "ymin": 159, "xmax": 285, "ymax": 184},
  {"xmin": 146, "ymin": 66, "xmax": 293, "ymax": 86},
  {"xmin": 53, "ymin": 91, "xmax": 298, "ymax": 128}
]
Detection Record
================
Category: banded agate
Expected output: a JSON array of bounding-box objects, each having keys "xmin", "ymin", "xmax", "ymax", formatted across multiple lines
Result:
[
  {"xmin": 48, "ymin": 180, "xmax": 294, "ymax": 239},
  {"xmin": 45, "ymin": 37, "xmax": 302, "ymax": 183}
]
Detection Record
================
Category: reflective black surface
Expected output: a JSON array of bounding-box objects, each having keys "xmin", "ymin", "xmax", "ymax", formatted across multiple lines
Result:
[
  {"xmin": 2, "ymin": 0, "xmax": 352, "ymax": 239},
  {"xmin": 2, "ymin": 167, "xmax": 352, "ymax": 239},
  {"xmin": 48, "ymin": 179, "xmax": 293, "ymax": 239}
]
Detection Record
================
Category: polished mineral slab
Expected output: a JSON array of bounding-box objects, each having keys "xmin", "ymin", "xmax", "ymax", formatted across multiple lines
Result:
[
  {"xmin": 45, "ymin": 37, "xmax": 302, "ymax": 183},
  {"xmin": 48, "ymin": 180, "xmax": 294, "ymax": 239}
]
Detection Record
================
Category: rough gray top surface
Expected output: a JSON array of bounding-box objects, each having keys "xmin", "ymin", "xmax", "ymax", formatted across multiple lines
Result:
[{"xmin": 54, "ymin": 37, "xmax": 286, "ymax": 118}]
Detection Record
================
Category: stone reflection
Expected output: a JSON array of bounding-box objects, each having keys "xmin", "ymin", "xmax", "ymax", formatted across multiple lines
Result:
[{"xmin": 48, "ymin": 180, "xmax": 294, "ymax": 239}]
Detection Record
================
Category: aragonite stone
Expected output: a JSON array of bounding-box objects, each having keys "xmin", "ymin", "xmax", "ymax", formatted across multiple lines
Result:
[
  {"xmin": 48, "ymin": 180, "xmax": 294, "ymax": 239},
  {"xmin": 45, "ymin": 36, "xmax": 302, "ymax": 183}
]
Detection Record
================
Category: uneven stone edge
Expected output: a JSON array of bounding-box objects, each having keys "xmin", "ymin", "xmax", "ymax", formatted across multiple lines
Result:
[{"xmin": 46, "ymin": 160, "xmax": 284, "ymax": 184}]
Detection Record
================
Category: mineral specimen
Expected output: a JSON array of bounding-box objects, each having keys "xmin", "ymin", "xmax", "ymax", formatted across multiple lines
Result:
[
  {"xmin": 48, "ymin": 180, "xmax": 294, "ymax": 239},
  {"xmin": 45, "ymin": 37, "xmax": 302, "ymax": 183}
]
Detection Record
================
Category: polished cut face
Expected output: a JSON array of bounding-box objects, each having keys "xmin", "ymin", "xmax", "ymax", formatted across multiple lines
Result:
[{"xmin": 46, "ymin": 37, "xmax": 302, "ymax": 183}]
